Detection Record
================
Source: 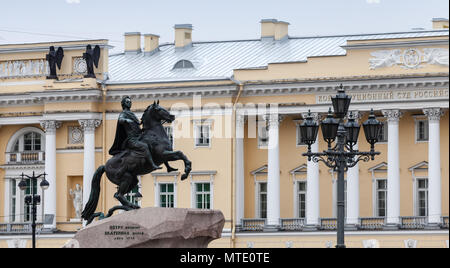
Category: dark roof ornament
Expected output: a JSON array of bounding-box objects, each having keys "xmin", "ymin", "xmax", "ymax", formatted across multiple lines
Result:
[
  {"xmin": 83, "ymin": 45, "xmax": 101, "ymax": 78},
  {"xmin": 46, "ymin": 46, "xmax": 64, "ymax": 80}
]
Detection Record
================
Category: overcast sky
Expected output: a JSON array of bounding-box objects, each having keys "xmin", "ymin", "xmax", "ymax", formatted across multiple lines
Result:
[{"xmin": 1, "ymin": 0, "xmax": 448, "ymax": 53}]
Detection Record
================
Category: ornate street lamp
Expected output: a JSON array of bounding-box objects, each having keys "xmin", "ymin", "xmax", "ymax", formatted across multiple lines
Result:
[
  {"xmin": 18, "ymin": 171, "xmax": 49, "ymax": 248},
  {"xmin": 300, "ymin": 85, "xmax": 382, "ymax": 248}
]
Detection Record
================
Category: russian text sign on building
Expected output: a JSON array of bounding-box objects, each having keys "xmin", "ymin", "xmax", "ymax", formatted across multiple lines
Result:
[{"xmin": 317, "ymin": 88, "xmax": 449, "ymax": 104}]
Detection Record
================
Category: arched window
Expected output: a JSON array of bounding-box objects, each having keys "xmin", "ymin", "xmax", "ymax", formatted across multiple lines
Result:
[
  {"xmin": 4, "ymin": 127, "xmax": 45, "ymax": 223},
  {"xmin": 6, "ymin": 128, "xmax": 45, "ymax": 164},
  {"xmin": 173, "ymin": 60, "xmax": 194, "ymax": 69}
]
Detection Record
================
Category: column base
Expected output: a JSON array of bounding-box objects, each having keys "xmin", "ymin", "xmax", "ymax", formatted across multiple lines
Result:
[
  {"xmin": 302, "ymin": 224, "xmax": 319, "ymax": 232},
  {"xmin": 383, "ymin": 223, "xmax": 399, "ymax": 230},
  {"xmin": 425, "ymin": 223, "xmax": 441, "ymax": 230},
  {"xmin": 41, "ymin": 227, "xmax": 56, "ymax": 234},
  {"xmin": 345, "ymin": 224, "xmax": 358, "ymax": 231},
  {"xmin": 263, "ymin": 225, "xmax": 280, "ymax": 232}
]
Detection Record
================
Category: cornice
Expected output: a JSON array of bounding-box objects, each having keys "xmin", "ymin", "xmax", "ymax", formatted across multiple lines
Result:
[
  {"xmin": 0, "ymin": 89, "xmax": 103, "ymax": 107},
  {"xmin": 106, "ymin": 85, "xmax": 237, "ymax": 102},
  {"xmin": 341, "ymin": 39, "xmax": 449, "ymax": 50},
  {"xmin": 241, "ymin": 75, "xmax": 449, "ymax": 97},
  {"xmin": 0, "ymin": 43, "xmax": 112, "ymax": 54}
]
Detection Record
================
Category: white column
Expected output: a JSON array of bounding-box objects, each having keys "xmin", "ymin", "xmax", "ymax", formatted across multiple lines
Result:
[
  {"xmin": 265, "ymin": 114, "xmax": 283, "ymax": 228},
  {"xmin": 79, "ymin": 120, "xmax": 102, "ymax": 211},
  {"xmin": 301, "ymin": 112, "xmax": 320, "ymax": 228},
  {"xmin": 346, "ymin": 111, "xmax": 362, "ymax": 227},
  {"xmin": 382, "ymin": 110, "xmax": 402, "ymax": 227},
  {"xmin": 347, "ymin": 142, "xmax": 359, "ymax": 226},
  {"xmin": 40, "ymin": 120, "xmax": 61, "ymax": 229},
  {"xmin": 4, "ymin": 179, "xmax": 11, "ymax": 223},
  {"xmin": 423, "ymin": 108, "xmax": 444, "ymax": 226},
  {"xmin": 307, "ymin": 137, "xmax": 320, "ymax": 226},
  {"xmin": 235, "ymin": 114, "xmax": 245, "ymax": 227}
]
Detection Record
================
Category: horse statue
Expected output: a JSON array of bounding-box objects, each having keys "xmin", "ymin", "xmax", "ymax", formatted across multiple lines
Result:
[{"xmin": 81, "ymin": 101, "xmax": 192, "ymax": 224}]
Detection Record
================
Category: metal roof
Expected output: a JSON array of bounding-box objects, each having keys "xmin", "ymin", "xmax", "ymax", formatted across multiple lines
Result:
[{"xmin": 107, "ymin": 30, "xmax": 448, "ymax": 84}]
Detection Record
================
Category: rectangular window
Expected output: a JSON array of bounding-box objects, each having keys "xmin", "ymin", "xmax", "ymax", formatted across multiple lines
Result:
[
  {"xmin": 24, "ymin": 132, "xmax": 41, "ymax": 151},
  {"xmin": 195, "ymin": 124, "xmax": 210, "ymax": 147},
  {"xmin": 416, "ymin": 120, "xmax": 429, "ymax": 142},
  {"xmin": 417, "ymin": 179, "xmax": 428, "ymax": 216},
  {"xmin": 258, "ymin": 124, "xmax": 269, "ymax": 148},
  {"xmin": 159, "ymin": 183, "xmax": 175, "ymax": 208},
  {"xmin": 195, "ymin": 183, "xmax": 211, "ymax": 209},
  {"xmin": 164, "ymin": 126, "xmax": 174, "ymax": 148},
  {"xmin": 296, "ymin": 124, "xmax": 306, "ymax": 146},
  {"xmin": 376, "ymin": 179, "xmax": 387, "ymax": 217},
  {"xmin": 10, "ymin": 180, "xmax": 16, "ymax": 222},
  {"xmin": 24, "ymin": 179, "xmax": 37, "ymax": 222},
  {"xmin": 259, "ymin": 183, "xmax": 267, "ymax": 219},
  {"xmin": 125, "ymin": 185, "xmax": 140, "ymax": 206},
  {"xmin": 378, "ymin": 121, "xmax": 388, "ymax": 143},
  {"xmin": 297, "ymin": 181, "xmax": 307, "ymax": 218}
]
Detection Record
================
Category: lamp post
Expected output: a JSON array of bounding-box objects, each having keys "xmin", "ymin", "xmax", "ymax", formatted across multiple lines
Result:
[
  {"xmin": 18, "ymin": 171, "xmax": 49, "ymax": 249},
  {"xmin": 300, "ymin": 84, "xmax": 382, "ymax": 248}
]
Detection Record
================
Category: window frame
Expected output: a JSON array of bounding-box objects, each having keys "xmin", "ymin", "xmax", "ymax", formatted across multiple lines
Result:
[
  {"xmin": 257, "ymin": 121, "xmax": 269, "ymax": 149},
  {"xmin": 173, "ymin": 60, "xmax": 195, "ymax": 70},
  {"xmin": 377, "ymin": 119, "xmax": 388, "ymax": 144},
  {"xmin": 163, "ymin": 124, "xmax": 175, "ymax": 149},
  {"xmin": 294, "ymin": 120, "xmax": 307, "ymax": 147},
  {"xmin": 414, "ymin": 116, "xmax": 429, "ymax": 143},
  {"xmin": 193, "ymin": 120, "xmax": 212, "ymax": 148},
  {"xmin": 415, "ymin": 177, "xmax": 429, "ymax": 217},
  {"xmin": 256, "ymin": 181, "xmax": 268, "ymax": 219},
  {"xmin": 193, "ymin": 182, "xmax": 212, "ymax": 210},
  {"xmin": 375, "ymin": 178, "xmax": 388, "ymax": 217},
  {"xmin": 158, "ymin": 183, "xmax": 176, "ymax": 208}
]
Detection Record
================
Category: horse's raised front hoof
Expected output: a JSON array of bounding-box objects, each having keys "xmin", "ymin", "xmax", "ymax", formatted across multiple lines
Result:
[{"xmin": 181, "ymin": 174, "xmax": 188, "ymax": 181}]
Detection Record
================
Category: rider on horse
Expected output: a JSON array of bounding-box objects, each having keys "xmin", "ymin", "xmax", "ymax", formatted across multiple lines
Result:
[{"xmin": 109, "ymin": 96, "xmax": 161, "ymax": 171}]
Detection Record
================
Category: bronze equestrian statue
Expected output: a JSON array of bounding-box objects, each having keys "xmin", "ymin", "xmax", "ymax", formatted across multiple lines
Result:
[{"xmin": 81, "ymin": 97, "xmax": 192, "ymax": 224}]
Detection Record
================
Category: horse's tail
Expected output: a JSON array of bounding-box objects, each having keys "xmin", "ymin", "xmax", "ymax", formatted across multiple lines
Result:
[{"xmin": 81, "ymin": 165, "xmax": 106, "ymax": 222}]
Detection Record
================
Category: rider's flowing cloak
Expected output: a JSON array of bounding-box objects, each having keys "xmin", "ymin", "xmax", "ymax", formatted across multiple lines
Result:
[{"xmin": 109, "ymin": 111, "xmax": 141, "ymax": 156}]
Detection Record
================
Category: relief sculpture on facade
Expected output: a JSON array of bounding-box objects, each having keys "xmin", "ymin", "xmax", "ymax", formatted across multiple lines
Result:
[
  {"xmin": 0, "ymin": 59, "xmax": 49, "ymax": 78},
  {"xmin": 369, "ymin": 48, "xmax": 449, "ymax": 70}
]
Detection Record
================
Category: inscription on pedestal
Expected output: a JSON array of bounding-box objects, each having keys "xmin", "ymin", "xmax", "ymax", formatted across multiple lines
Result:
[{"xmin": 104, "ymin": 225, "xmax": 146, "ymax": 241}]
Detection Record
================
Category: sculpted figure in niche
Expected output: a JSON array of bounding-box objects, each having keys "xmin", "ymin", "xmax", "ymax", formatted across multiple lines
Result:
[{"xmin": 69, "ymin": 184, "xmax": 83, "ymax": 219}]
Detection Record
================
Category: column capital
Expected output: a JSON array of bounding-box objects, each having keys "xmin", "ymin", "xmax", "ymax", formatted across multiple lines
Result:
[
  {"xmin": 236, "ymin": 114, "xmax": 247, "ymax": 127},
  {"xmin": 381, "ymin": 109, "xmax": 403, "ymax": 122},
  {"xmin": 40, "ymin": 120, "xmax": 61, "ymax": 134},
  {"xmin": 263, "ymin": 114, "xmax": 284, "ymax": 128},
  {"xmin": 423, "ymin": 108, "xmax": 445, "ymax": 121},
  {"xmin": 79, "ymin": 119, "xmax": 102, "ymax": 133}
]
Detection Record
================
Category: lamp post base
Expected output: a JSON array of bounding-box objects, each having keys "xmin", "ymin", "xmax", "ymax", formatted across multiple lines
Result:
[{"xmin": 335, "ymin": 244, "xmax": 346, "ymax": 248}]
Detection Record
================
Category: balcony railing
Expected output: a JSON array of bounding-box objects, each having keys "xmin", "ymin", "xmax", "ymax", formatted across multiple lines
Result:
[
  {"xmin": 359, "ymin": 217, "xmax": 386, "ymax": 230},
  {"xmin": 241, "ymin": 219, "xmax": 266, "ymax": 231},
  {"xmin": 238, "ymin": 216, "xmax": 449, "ymax": 232},
  {"xmin": 280, "ymin": 218, "xmax": 305, "ymax": 231},
  {"xmin": 319, "ymin": 218, "xmax": 338, "ymax": 230},
  {"xmin": 0, "ymin": 223, "xmax": 44, "ymax": 234},
  {"xmin": 5, "ymin": 151, "xmax": 45, "ymax": 164},
  {"xmin": 400, "ymin": 216, "xmax": 427, "ymax": 229}
]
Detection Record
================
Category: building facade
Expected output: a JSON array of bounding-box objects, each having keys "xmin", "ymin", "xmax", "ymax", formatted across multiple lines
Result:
[{"xmin": 0, "ymin": 18, "xmax": 448, "ymax": 248}]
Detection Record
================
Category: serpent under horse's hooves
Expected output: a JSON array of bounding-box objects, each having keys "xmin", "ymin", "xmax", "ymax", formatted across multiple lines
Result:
[{"xmin": 81, "ymin": 102, "xmax": 191, "ymax": 224}]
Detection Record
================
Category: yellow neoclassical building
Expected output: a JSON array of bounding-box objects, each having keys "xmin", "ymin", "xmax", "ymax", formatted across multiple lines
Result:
[{"xmin": 0, "ymin": 18, "xmax": 448, "ymax": 248}]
